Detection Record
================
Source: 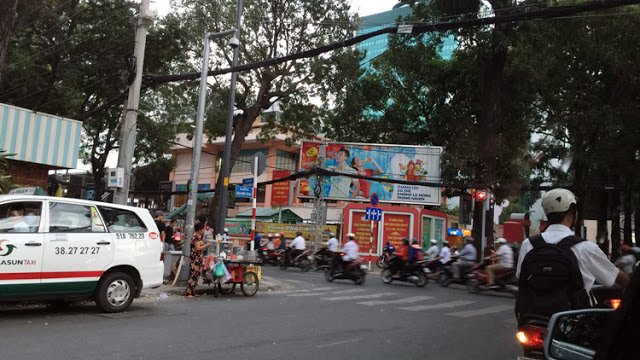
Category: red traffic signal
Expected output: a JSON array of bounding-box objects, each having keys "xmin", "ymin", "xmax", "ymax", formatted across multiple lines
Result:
[{"xmin": 476, "ymin": 191, "xmax": 487, "ymax": 202}]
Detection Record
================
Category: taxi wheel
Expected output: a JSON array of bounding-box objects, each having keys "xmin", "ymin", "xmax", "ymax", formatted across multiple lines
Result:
[{"xmin": 95, "ymin": 272, "xmax": 134, "ymax": 313}]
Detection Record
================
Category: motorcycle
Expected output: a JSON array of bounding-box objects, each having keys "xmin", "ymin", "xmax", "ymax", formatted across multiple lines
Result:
[
  {"xmin": 437, "ymin": 260, "xmax": 475, "ymax": 287},
  {"xmin": 312, "ymin": 247, "xmax": 333, "ymax": 271},
  {"xmin": 380, "ymin": 256, "xmax": 429, "ymax": 287},
  {"xmin": 515, "ymin": 285, "xmax": 623, "ymax": 359},
  {"xmin": 465, "ymin": 260, "xmax": 518, "ymax": 295},
  {"xmin": 258, "ymin": 247, "xmax": 283, "ymax": 266},
  {"xmin": 324, "ymin": 253, "xmax": 367, "ymax": 285},
  {"xmin": 280, "ymin": 247, "xmax": 312, "ymax": 272},
  {"xmin": 376, "ymin": 243, "xmax": 396, "ymax": 268}
]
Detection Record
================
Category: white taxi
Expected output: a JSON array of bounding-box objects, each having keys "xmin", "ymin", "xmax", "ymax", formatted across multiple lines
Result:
[{"xmin": 0, "ymin": 195, "xmax": 163, "ymax": 312}]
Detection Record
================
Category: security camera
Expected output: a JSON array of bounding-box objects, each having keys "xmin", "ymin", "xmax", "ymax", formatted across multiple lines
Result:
[{"xmin": 229, "ymin": 37, "xmax": 240, "ymax": 48}]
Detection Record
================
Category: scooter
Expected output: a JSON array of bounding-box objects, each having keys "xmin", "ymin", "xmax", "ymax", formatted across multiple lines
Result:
[
  {"xmin": 258, "ymin": 247, "xmax": 283, "ymax": 266},
  {"xmin": 437, "ymin": 260, "xmax": 475, "ymax": 287},
  {"xmin": 280, "ymin": 247, "xmax": 312, "ymax": 272},
  {"xmin": 324, "ymin": 253, "xmax": 367, "ymax": 285},
  {"xmin": 465, "ymin": 261, "xmax": 518, "ymax": 295},
  {"xmin": 312, "ymin": 246, "xmax": 333, "ymax": 271},
  {"xmin": 380, "ymin": 256, "xmax": 429, "ymax": 287},
  {"xmin": 515, "ymin": 285, "xmax": 623, "ymax": 359},
  {"xmin": 376, "ymin": 242, "xmax": 396, "ymax": 268}
]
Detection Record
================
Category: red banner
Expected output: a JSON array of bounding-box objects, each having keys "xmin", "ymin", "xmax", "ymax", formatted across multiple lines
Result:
[
  {"xmin": 271, "ymin": 170, "xmax": 291, "ymax": 206},
  {"xmin": 349, "ymin": 210, "xmax": 379, "ymax": 255},
  {"xmin": 382, "ymin": 213, "xmax": 412, "ymax": 249}
]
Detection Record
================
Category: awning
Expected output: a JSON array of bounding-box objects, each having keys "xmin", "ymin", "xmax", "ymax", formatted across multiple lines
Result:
[{"xmin": 166, "ymin": 192, "xmax": 214, "ymax": 219}]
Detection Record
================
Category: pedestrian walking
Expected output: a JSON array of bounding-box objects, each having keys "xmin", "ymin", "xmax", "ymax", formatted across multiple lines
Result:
[{"xmin": 185, "ymin": 222, "xmax": 213, "ymax": 298}]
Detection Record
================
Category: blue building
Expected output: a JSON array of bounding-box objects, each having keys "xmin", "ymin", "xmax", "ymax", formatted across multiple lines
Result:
[{"xmin": 356, "ymin": 3, "xmax": 456, "ymax": 66}]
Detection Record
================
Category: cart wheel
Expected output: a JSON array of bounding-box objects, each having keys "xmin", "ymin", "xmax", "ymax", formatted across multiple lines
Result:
[
  {"xmin": 218, "ymin": 282, "xmax": 236, "ymax": 294},
  {"xmin": 241, "ymin": 272, "xmax": 259, "ymax": 296}
]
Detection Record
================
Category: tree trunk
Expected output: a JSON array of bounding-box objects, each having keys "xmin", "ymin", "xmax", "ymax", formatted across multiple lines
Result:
[
  {"xmin": 0, "ymin": 0, "xmax": 19, "ymax": 82},
  {"xmin": 610, "ymin": 190, "xmax": 622, "ymax": 262},
  {"xmin": 472, "ymin": 35, "xmax": 507, "ymax": 257},
  {"xmin": 634, "ymin": 194, "xmax": 640, "ymax": 247},
  {"xmin": 596, "ymin": 172, "xmax": 609, "ymax": 254}
]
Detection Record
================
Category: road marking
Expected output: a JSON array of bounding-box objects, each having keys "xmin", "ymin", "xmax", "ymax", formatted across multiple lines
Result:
[
  {"xmin": 399, "ymin": 300, "xmax": 475, "ymax": 311},
  {"xmin": 446, "ymin": 304, "xmax": 513, "ymax": 318},
  {"xmin": 357, "ymin": 296, "xmax": 434, "ymax": 306},
  {"xmin": 317, "ymin": 338, "xmax": 362, "ymax": 348},
  {"xmin": 330, "ymin": 288, "xmax": 367, "ymax": 295},
  {"xmin": 321, "ymin": 292, "xmax": 396, "ymax": 301},
  {"xmin": 288, "ymin": 292, "xmax": 331, "ymax": 297}
]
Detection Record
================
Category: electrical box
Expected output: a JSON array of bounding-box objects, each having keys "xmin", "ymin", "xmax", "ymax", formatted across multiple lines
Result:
[{"xmin": 107, "ymin": 167, "xmax": 125, "ymax": 188}]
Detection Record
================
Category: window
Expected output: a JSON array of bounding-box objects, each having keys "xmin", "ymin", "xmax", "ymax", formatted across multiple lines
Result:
[
  {"xmin": 0, "ymin": 201, "xmax": 42, "ymax": 233},
  {"xmin": 49, "ymin": 202, "xmax": 105, "ymax": 233},
  {"xmin": 232, "ymin": 149, "xmax": 267, "ymax": 174},
  {"xmin": 98, "ymin": 206, "xmax": 147, "ymax": 233},
  {"xmin": 276, "ymin": 150, "xmax": 297, "ymax": 171}
]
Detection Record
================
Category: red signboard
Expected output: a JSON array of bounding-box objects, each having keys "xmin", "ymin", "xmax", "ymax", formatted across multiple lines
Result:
[
  {"xmin": 271, "ymin": 170, "xmax": 291, "ymax": 206},
  {"xmin": 349, "ymin": 210, "xmax": 379, "ymax": 255},
  {"xmin": 382, "ymin": 213, "xmax": 412, "ymax": 249}
]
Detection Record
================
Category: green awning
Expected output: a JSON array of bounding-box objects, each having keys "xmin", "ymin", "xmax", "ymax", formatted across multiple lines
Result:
[{"xmin": 166, "ymin": 192, "xmax": 214, "ymax": 219}]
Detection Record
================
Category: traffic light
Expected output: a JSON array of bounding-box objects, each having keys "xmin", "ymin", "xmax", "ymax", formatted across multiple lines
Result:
[{"xmin": 476, "ymin": 191, "xmax": 487, "ymax": 202}]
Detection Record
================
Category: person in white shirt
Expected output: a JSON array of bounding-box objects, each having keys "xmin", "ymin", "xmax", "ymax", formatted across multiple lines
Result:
[
  {"xmin": 326, "ymin": 233, "xmax": 339, "ymax": 252},
  {"xmin": 437, "ymin": 241, "xmax": 452, "ymax": 265},
  {"xmin": 266, "ymin": 233, "xmax": 275, "ymax": 250},
  {"xmin": 341, "ymin": 233, "xmax": 360, "ymax": 272},
  {"xmin": 516, "ymin": 188, "xmax": 629, "ymax": 297},
  {"xmin": 485, "ymin": 238, "xmax": 514, "ymax": 286},
  {"xmin": 288, "ymin": 231, "xmax": 306, "ymax": 264},
  {"xmin": 426, "ymin": 239, "xmax": 440, "ymax": 261}
]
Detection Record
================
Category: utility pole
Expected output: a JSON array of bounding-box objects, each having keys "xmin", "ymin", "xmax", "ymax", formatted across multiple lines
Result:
[
  {"xmin": 183, "ymin": 30, "xmax": 234, "ymax": 267},
  {"xmin": 114, "ymin": 0, "xmax": 153, "ymax": 205},
  {"xmin": 216, "ymin": 0, "xmax": 243, "ymax": 235}
]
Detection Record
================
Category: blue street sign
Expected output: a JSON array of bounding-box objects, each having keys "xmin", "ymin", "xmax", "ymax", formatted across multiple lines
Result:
[
  {"xmin": 235, "ymin": 185, "xmax": 253, "ymax": 199},
  {"xmin": 242, "ymin": 178, "xmax": 253, "ymax": 186},
  {"xmin": 370, "ymin": 192, "xmax": 379, "ymax": 206},
  {"xmin": 365, "ymin": 207, "xmax": 383, "ymax": 221}
]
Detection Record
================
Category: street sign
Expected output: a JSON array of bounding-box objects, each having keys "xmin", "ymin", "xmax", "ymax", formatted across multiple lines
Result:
[
  {"xmin": 370, "ymin": 192, "xmax": 379, "ymax": 206},
  {"xmin": 242, "ymin": 178, "xmax": 253, "ymax": 186},
  {"xmin": 365, "ymin": 207, "xmax": 382, "ymax": 221},
  {"xmin": 252, "ymin": 152, "xmax": 267, "ymax": 176},
  {"xmin": 235, "ymin": 185, "xmax": 252, "ymax": 199}
]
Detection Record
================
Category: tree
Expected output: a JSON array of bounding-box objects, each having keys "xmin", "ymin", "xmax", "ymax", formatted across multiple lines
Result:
[
  {"xmin": 0, "ymin": 149, "xmax": 15, "ymax": 193},
  {"xmin": 1, "ymin": 0, "xmax": 191, "ymax": 198},
  {"xmin": 0, "ymin": 0, "xmax": 19, "ymax": 81},
  {"xmin": 162, "ymin": 0, "xmax": 360, "ymax": 228}
]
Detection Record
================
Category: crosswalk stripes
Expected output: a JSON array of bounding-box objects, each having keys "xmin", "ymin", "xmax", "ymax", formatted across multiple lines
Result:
[
  {"xmin": 446, "ymin": 304, "xmax": 514, "ymax": 318},
  {"xmin": 357, "ymin": 295, "xmax": 434, "ymax": 306},
  {"xmin": 321, "ymin": 292, "xmax": 396, "ymax": 301},
  {"xmin": 399, "ymin": 300, "xmax": 475, "ymax": 312},
  {"xmin": 277, "ymin": 287, "xmax": 514, "ymax": 318}
]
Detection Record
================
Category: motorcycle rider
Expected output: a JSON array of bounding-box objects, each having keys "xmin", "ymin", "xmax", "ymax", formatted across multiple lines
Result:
[
  {"xmin": 274, "ymin": 232, "xmax": 285, "ymax": 250},
  {"xmin": 428, "ymin": 240, "xmax": 452, "ymax": 274},
  {"xmin": 266, "ymin": 233, "xmax": 275, "ymax": 250},
  {"xmin": 484, "ymin": 238, "xmax": 513, "ymax": 289},
  {"xmin": 342, "ymin": 233, "xmax": 360, "ymax": 272},
  {"xmin": 288, "ymin": 231, "xmax": 306, "ymax": 265},
  {"xmin": 426, "ymin": 239, "xmax": 440, "ymax": 261},
  {"xmin": 393, "ymin": 238, "xmax": 411, "ymax": 273},
  {"xmin": 452, "ymin": 236, "xmax": 478, "ymax": 279},
  {"xmin": 516, "ymin": 188, "xmax": 630, "ymax": 323},
  {"xmin": 326, "ymin": 232, "xmax": 339, "ymax": 252},
  {"xmin": 407, "ymin": 239, "xmax": 425, "ymax": 272}
]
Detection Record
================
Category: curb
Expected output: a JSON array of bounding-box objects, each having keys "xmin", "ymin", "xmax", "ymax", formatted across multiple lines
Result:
[{"xmin": 140, "ymin": 275, "xmax": 288, "ymax": 299}]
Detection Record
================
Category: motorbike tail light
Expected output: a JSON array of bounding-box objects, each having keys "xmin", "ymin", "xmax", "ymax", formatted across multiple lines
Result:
[
  {"xmin": 340, "ymin": 252, "xmax": 345, "ymax": 256},
  {"xmin": 516, "ymin": 325, "xmax": 545, "ymax": 350},
  {"xmin": 607, "ymin": 298, "xmax": 622, "ymax": 310}
]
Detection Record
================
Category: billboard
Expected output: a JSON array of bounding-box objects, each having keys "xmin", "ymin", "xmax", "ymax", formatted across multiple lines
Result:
[
  {"xmin": 298, "ymin": 141, "xmax": 441, "ymax": 205},
  {"xmin": 270, "ymin": 170, "xmax": 291, "ymax": 206}
]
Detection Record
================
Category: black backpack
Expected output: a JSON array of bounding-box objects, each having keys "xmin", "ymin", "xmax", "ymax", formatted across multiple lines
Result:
[{"xmin": 515, "ymin": 234, "xmax": 590, "ymax": 325}]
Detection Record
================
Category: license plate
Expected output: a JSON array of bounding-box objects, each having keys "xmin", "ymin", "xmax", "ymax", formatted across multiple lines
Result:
[
  {"xmin": 360, "ymin": 265, "xmax": 368, "ymax": 270},
  {"xmin": 423, "ymin": 268, "xmax": 430, "ymax": 273}
]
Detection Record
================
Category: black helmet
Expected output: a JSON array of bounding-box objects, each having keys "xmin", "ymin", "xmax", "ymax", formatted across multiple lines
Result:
[
  {"xmin": 411, "ymin": 238, "xmax": 419, "ymax": 245},
  {"xmin": 296, "ymin": 231, "xmax": 303, "ymax": 236},
  {"xmin": 402, "ymin": 238, "xmax": 410, "ymax": 246}
]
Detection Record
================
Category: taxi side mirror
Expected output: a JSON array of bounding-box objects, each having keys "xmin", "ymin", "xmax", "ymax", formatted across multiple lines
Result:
[{"xmin": 544, "ymin": 308, "xmax": 614, "ymax": 360}]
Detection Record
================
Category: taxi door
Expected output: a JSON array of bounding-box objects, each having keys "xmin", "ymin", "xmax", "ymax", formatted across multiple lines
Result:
[
  {"xmin": 0, "ymin": 200, "xmax": 45, "ymax": 298},
  {"xmin": 41, "ymin": 200, "xmax": 114, "ymax": 295}
]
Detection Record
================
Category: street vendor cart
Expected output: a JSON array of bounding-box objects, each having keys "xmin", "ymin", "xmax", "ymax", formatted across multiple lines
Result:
[{"xmin": 208, "ymin": 257, "xmax": 261, "ymax": 297}]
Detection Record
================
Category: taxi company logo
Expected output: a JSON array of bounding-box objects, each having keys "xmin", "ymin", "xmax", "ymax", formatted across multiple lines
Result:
[{"xmin": 0, "ymin": 239, "xmax": 17, "ymax": 256}]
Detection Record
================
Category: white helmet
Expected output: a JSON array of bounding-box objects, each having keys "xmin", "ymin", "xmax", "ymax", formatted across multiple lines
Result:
[
  {"xmin": 267, "ymin": 233, "xmax": 273, "ymax": 238},
  {"xmin": 542, "ymin": 188, "xmax": 577, "ymax": 215},
  {"xmin": 495, "ymin": 238, "xmax": 507, "ymax": 244},
  {"xmin": 224, "ymin": 228, "xmax": 229, "ymax": 232},
  {"xmin": 347, "ymin": 233, "xmax": 356, "ymax": 238},
  {"xmin": 430, "ymin": 239, "xmax": 437, "ymax": 244}
]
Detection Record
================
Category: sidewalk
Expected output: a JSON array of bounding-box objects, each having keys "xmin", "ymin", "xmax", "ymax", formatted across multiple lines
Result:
[{"xmin": 140, "ymin": 275, "xmax": 291, "ymax": 299}]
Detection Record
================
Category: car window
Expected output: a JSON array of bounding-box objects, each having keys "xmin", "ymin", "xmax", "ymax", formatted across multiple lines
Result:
[
  {"xmin": 97, "ymin": 206, "xmax": 148, "ymax": 233},
  {"xmin": 49, "ymin": 202, "xmax": 106, "ymax": 233},
  {"xmin": 0, "ymin": 201, "xmax": 42, "ymax": 233}
]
